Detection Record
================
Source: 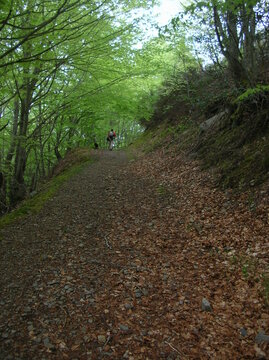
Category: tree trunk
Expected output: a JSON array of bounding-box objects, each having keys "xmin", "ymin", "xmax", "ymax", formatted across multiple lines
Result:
[
  {"xmin": 10, "ymin": 96, "xmax": 31, "ymax": 206},
  {"xmin": 30, "ymin": 159, "xmax": 39, "ymax": 193},
  {"xmin": 54, "ymin": 146, "xmax": 62, "ymax": 161},
  {"xmin": 1, "ymin": 98, "xmax": 20, "ymax": 211},
  {"xmin": 242, "ymin": 4, "xmax": 257, "ymax": 86},
  {"xmin": 39, "ymin": 103, "xmax": 46, "ymax": 178},
  {"xmin": 0, "ymin": 171, "xmax": 6, "ymax": 214},
  {"xmin": 212, "ymin": 3, "xmax": 256, "ymax": 87},
  {"xmin": 47, "ymin": 142, "xmax": 52, "ymax": 175},
  {"xmin": 9, "ymin": 36, "xmax": 40, "ymax": 206}
]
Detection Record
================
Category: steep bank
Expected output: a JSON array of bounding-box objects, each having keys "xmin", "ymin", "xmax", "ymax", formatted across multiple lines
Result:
[{"xmin": 143, "ymin": 75, "xmax": 269, "ymax": 192}]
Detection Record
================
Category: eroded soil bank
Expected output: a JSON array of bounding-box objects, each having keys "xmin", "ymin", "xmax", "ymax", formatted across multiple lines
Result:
[{"xmin": 0, "ymin": 148, "xmax": 268, "ymax": 359}]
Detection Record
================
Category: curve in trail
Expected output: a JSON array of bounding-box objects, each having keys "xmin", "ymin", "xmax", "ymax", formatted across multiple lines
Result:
[{"xmin": 0, "ymin": 149, "xmax": 268, "ymax": 359}]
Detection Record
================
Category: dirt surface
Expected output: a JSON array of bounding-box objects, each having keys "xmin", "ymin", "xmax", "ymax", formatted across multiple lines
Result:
[{"xmin": 0, "ymin": 148, "xmax": 268, "ymax": 359}]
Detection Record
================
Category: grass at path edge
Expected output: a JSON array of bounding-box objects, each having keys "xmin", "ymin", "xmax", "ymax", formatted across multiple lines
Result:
[{"xmin": 0, "ymin": 157, "xmax": 94, "ymax": 231}]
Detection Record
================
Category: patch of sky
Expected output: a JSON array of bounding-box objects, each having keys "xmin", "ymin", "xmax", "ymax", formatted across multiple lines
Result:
[{"xmin": 127, "ymin": 0, "xmax": 184, "ymax": 48}]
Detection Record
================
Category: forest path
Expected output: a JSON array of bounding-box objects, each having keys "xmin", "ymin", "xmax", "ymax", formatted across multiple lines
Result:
[{"xmin": 0, "ymin": 148, "xmax": 268, "ymax": 359}]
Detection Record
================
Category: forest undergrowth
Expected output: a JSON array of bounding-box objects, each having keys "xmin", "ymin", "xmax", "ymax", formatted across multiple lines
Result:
[{"xmin": 0, "ymin": 141, "xmax": 268, "ymax": 359}]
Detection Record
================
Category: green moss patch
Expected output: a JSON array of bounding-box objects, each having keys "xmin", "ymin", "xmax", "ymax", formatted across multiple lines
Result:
[
  {"xmin": 197, "ymin": 120, "xmax": 269, "ymax": 189},
  {"xmin": 0, "ymin": 149, "xmax": 93, "ymax": 230}
]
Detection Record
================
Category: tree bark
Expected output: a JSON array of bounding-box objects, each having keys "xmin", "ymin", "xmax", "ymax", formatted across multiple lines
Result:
[
  {"xmin": 38, "ymin": 102, "xmax": 46, "ymax": 178},
  {"xmin": 1, "ymin": 98, "xmax": 20, "ymax": 211},
  {"xmin": 212, "ymin": 2, "xmax": 257, "ymax": 87},
  {"xmin": 0, "ymin": 171, "xmax": 6, "ymax": 214},
  {"xmin": 10, "ymin": 98, "xmax": 30, "ymax": 206}
]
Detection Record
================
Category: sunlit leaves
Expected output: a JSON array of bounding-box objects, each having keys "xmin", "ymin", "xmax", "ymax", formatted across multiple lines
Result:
[{"xmin": 0, "ymin": 0, "xmax": 200, "ymax": 208}]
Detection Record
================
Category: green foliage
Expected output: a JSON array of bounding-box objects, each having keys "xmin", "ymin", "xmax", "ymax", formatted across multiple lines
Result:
[
  {"xmin": 242, "ymin": 263, "xmax": 249, "ymax": 278},
  {"xmin": 235, "ymin": 85, "xmax": 269, "ymax": 103},
  {"xmin": 2, "ymin": 0, "xmax": 191, "ymax": 209},
  {"xmin": 183, "ymin": 0, "xmax": 268, "ymax": 87},
  {"xmin": 157, "ymin": 183, "xmax": 168, "ymax": 195},
  {"xmin": 0, "ymin": 0, "xmax": 10, "ymax": 13}
]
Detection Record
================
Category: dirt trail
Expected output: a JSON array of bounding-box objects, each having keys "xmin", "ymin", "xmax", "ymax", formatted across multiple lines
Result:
[{"xmin": 0, "ymin": 149, "xmax": 268, "ymax": 359}]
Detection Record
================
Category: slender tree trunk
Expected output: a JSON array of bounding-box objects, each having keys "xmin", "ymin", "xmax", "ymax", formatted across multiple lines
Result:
[
  {"xmin": 212, "ymin": 4, "xmax": 252, "ymax": 87},
  {"xmin": 47, "ymin": 142, "xmax": 52, "ymax": 174},
  {"xmin": 10, "ymin": 110, "xmax": 28, "ymax": 205},
  {"xmin": 5, "ymin": 98, "xmax": 19, "ymax": 167},
  {"xmin": 10, "ymin": 91, "xmax": 32, "ymax": 206},
  {"xmin": 54, "ymin": 117, "xmax": 64, "ymax": 161},
  {"xmin": 30, "ymin": 149, "xmax": 39, "ymax": 193},
  {"xmin": 54, "ymin": 146, "xmax": 62, "ymax": 161},
  {"xmin": 1, "ymin": 98, "xmax": 20, "ymax": 211},
  {"xmin": 38, "ymin": 103, "xmax": 46, "ymax": 178},
  {"xmin": 0, "ymin": 171, "xmax": 6, "ymax": 214},
  {"xmin": 242, "ymin": 4, "xmax": 257, "ymax": 85},
  {"xmin": 9, "ymin": 36, "xmax": 40, "ymax": 206}
]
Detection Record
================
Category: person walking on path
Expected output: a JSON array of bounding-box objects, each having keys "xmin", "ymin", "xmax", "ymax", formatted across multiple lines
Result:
[
  {"xmin": 93, "ymin": 135, "xmax": 98, "ymax": 149},
  {"xmin": 107, "ymin": 129, "xmax": 116, "ymax": 150}
]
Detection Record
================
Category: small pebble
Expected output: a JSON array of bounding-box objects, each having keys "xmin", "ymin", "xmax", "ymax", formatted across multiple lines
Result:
[
  {"xmin": 142, "ymin": 288, "xmax": 149, "ymax": 296},
  {"xmin": 255, "ymin": 331, "xmax": 269, "ymax": 344},
  {"xmin": 27, "ymin": 325, "xmax": 34, "ymax": 332},
  {"xmin": 123, "ymin": 350, "xmax": 129, "ymax": 359},
  {"xmin": 97, "ymin": 335, "xmax": 106, "ymax": 344},
  {"xmin": 124, "ymin": 303, "xmax": 133, "ymax": 310},
  {"xmin": 201, "ymin": 298, "xmax": 212, "ymax": 312},
  {"xmin": 119, "ymin": 324, "xmax": 129, "ymax": 332},
  {"xmin": 240, "ymin": 328, "xmax": 248, "ymax": 337},
  {"xmin": 43, "ymin": 337, "xmax": 54, "ymax": 349},
  {"xmin": 135, "ymin": 290, "xmax": 142, "ymax": 298}
]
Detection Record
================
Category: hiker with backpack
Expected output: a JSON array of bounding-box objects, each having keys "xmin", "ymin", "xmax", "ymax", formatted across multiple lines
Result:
[{"xmin": 107, "ymin": 129, "xmax": 116, "ymax": 150}]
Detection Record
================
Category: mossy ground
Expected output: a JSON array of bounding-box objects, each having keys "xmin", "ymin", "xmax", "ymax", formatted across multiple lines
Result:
[
  {"xmin": 197, "ymin": 121, "xmax": 269, "ymax": 189},
  {"xmin": 132, "ymin": 105, "xmax": 269, "ymax": 191},
  {"xmin": 0, "ymin": 148, "xmax": 93, "ymax": 230},
  {"xmin": 129, "ymin": 118, "xmax": 198, "ymax": 158}
]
